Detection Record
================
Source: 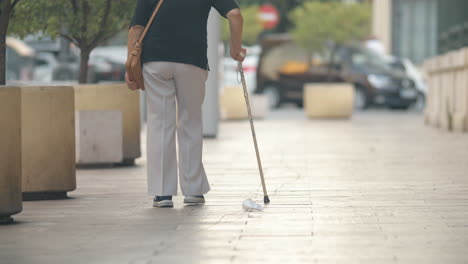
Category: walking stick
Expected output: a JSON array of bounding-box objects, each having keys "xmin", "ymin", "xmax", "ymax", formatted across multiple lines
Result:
[{"xmin": 238, "ymin": 53, "xmax": 270, "ymax": 204}]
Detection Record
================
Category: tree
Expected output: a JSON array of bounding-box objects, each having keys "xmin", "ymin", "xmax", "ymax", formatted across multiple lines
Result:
[
  {"xmin": 289, "ymin": 1, "xmax": 371, "ymax": 72},
  {"xmin": 0, "ymin": 0, "xmax": 21, "ymax": 85},
  {"xmin": 10, "ymin": 0, "xmax": 136, "ymax": 83},
  {"xmin": 222, "ymin": 5, "xmax": 263, "ymax": 46},
  {"xmin": 237, "ymin": 0, "xmax": 306, "ymax": 33}
]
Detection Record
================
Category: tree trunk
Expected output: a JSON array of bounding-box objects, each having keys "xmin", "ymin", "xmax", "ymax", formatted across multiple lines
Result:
[
  {"xmin": 0, "ymin": 0, "xmax": 11, "ymax": 85},
  {"xmin": 0, "ymin": 30, "xmax": 7, "ymax": 86},
  {"xmin": 78, "ymin": 48, "xmax": 90, "ymax": 84}
]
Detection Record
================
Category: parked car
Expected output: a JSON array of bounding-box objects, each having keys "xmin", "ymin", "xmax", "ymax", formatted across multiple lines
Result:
[
  {"xmin": 339, "ymin": 46, "xmax": 419, "ymax": 110},
  {"xmin": 24, "ymin": 35, "xmax": 80, "ymax": 82},
  {"xmin": 386, "ymin": 56, "xmax": 427, "ymax": 111},
  {"xmin": 256, "ymin": 34, "xmax": 419, "ymax": 110},
  {"xmin": 33, "ymin": 52, "xmax": 78, "ymax": 82},
  {"xmin": 5, "ymin": 37, "xmax": 35, "ymax": 82},
  {"xmin": 88, "ymin": 46, "xmax": 126, "ymax": 83}
]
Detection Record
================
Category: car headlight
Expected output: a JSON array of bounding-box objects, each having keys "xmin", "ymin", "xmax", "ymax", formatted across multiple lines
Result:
[{"xmin": 368, "ymin": 74, "xmax": 392, "ymax": 89}]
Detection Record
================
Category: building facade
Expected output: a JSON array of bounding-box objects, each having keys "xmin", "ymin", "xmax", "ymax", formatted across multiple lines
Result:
[{"xmin": 372, "ymin": 0, "xmax": 468, "ymax": 64}]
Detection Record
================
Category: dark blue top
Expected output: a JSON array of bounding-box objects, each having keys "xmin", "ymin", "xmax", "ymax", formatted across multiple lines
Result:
[{"xmin": 130, "ymin": 0, "xmax": 239, "ymax": 70}]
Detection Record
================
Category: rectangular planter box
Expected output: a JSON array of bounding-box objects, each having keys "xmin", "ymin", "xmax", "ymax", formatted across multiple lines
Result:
[
  {"xmin": 0, "ymin": 87, "xmax": 22, "ymax": 223},
  {"xmin": 304, "ymin": 83, "xmax": 354, "ymax": 119},
  {"xmin": 220, "ymin": 85, "xmax": 248, "ymax": 120},
  {"xmin": 76, "ymin": 110, "xmax": 123, "ymax": 164},
  {"xmin": 21, "ymin": 86, "xmax": 76, "ymax": 200},
  {"xmin": 74, "ymin": 84, "xmax": 141, "ymax": 165}
]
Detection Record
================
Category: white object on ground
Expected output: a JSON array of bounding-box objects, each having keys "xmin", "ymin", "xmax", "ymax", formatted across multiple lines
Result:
[{"xmin": 242, "ymin": 198, "xmax": 264, "ymax": 212}]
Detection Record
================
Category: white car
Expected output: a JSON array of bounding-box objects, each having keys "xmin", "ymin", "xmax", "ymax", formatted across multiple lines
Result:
[
  {"xmin": 222, "ymin": 46, "xmax": 260, "ymax": 93},
  {"xmin": 386, "ymin": 56, "xmax": 427, "ymax": 111},
  {"xmin": 33, "ymin": 52, "xmax": 79, "ymax": 82},
  {"xmin": 88, "ymin": 46, "xmax": 127, "ymax": 83},
  {"xmin": 33, "ymin": 52, "xmax": 57, "ymax": 82}
]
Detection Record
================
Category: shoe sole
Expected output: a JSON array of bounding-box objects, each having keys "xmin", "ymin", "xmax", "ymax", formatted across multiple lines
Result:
[
  {"xmin": 153, "ymin": 200, "xmax": 174, "ymax": 208},
  {"xmin": 184, "ymin": 197, "xmax": 205, "ymax": 205}
]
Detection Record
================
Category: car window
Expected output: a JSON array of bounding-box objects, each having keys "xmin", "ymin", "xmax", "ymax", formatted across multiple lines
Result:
[
  {"xmin": 351, "ymin": 49, "xmax": 392, "ymax": 72},
  {"xmin": 389, "ymin": 60, "xmax": 406, "ymax": 72}
]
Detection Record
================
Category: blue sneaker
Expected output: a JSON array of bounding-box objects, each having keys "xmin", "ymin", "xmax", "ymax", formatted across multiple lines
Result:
[
  {"xmin": 184, "ymin": 195, "xmax": 205, "ymax": 205},
  {"xmin": 153, "ymin": 196, "xmax": 173, "ymax": 208}
]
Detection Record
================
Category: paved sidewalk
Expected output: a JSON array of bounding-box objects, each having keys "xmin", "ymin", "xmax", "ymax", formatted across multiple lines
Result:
[{"xmin": 1, "ymin": 110, "xmax": 468, "ymax": 264}]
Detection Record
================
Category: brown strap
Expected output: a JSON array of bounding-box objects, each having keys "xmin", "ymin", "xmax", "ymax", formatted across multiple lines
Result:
[{"xmin": 135, "ymin": 0, "xmax": 164, "ymax": 48}]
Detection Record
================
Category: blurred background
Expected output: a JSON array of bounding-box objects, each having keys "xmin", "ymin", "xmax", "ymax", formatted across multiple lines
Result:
[
  {"xmin": 2, "ymin": 0, "xmax": 468, "ymax": 120},
  {"xmin": 3, "ymin": 1, "xmax": 468, "ymax": 260}
]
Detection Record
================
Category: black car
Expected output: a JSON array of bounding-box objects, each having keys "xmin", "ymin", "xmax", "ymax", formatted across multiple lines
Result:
[{"xmin": 256, "ymin": 35, "xmax": 419, "ymax": 110}]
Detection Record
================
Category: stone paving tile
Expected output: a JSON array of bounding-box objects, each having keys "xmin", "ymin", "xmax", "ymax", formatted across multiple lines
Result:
[{"xmin": 1, "ymin": 111, "xmax": 468, "ymax": 264}]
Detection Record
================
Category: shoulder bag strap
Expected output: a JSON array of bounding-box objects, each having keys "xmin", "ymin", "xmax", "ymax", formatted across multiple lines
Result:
[{"xmin": 135, "ymin": 0, "xmax": 164, "ymax": 48}]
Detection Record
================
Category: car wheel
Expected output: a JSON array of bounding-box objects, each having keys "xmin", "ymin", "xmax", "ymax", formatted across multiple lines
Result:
[
  {"xmin": 354, "ymin": 86, "xmax": 369, "ymax": 110},
  {"xmin": 263, "ymin": 85, "xmax": 281, "ymax": 109}
]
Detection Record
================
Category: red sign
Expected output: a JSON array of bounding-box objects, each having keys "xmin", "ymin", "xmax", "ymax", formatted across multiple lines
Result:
[{"xmin": 258, "ymin": 4, "xmax": 280, "ymax": 30}]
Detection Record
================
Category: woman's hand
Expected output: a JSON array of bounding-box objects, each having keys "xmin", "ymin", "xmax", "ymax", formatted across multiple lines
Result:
[
  {"xmin": 125, "ymin": 72, "xmax": 138, "ymax": 91},
  {"xmin": 231, "ymin": 46, "xmax": 247, "ymax": 62}
]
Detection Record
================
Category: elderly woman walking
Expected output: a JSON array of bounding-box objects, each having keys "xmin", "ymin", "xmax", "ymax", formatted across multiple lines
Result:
[{"xmin": 126, "ymin": 0, "xmax": 245, "ymax": 208}]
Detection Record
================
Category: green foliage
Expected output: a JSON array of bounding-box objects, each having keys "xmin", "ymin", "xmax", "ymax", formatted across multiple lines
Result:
[
  {"xmin": 9, "ymin": 0, "xmax": 136, "ymax": 83},
  {"xmin": 222, "ymin": 5, "xmax": 263, "ymax": 46},
  {"xmin": 236, "ymin": 0, "xmax": 321, "ymax": 32},
  {"xmin": 10, "ymin": 0, "xmax": 136, "ymax": 50},
  {"xmin": 289, "ymin": 1, "xmax": 371, "ymax": 55}
]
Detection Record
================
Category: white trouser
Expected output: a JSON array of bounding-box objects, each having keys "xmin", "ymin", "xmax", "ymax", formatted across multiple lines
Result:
[{"xmin": 143, "ymin": 61, "xmax": 211, "ymax": 196}]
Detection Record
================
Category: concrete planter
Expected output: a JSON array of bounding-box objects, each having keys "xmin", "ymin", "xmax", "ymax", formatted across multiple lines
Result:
[
  {"xmin": 74, "ymin": 84, "xmax": 141, "ymax": 165},
  {"xmin": 21, "ymin": 86, "xmax": 76, "ymax": 200},
  {"xmin": 75, "ymin": 110, "xmax": 123, "ymax": 165},
  {"xmin": 220, "ymin": 85, "xmax": 248, "ymax": 120},
  {"xmin": 220, "ymin": 86, "xmax": 269, "ymax": 120},
  {"xmin": 0, "ymin": 87, "xmax": 22, "ymax": 224},
  {"xmin": 304, "ymin": 83, "xmax": 354, "ymax": 119}
]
